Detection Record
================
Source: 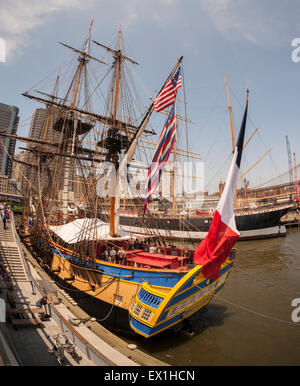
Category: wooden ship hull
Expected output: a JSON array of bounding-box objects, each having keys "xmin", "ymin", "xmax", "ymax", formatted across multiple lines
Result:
[{"xmin": 33, "ymin": 238, "xmax": 235, "ymax": 338}]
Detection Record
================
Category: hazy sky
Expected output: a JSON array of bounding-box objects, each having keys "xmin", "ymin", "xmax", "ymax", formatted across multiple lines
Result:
[{"xmin": 0, "ymin": 0, "xmax": 300, "ymax": 193}]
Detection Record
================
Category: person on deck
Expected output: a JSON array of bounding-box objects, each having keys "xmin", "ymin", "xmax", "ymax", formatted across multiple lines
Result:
[
  {"xmin": 110, "ymin": 247, "xmax": 117, "ymax": 263},
  {"xmin": 149, "ymin": 245, "xmax": 156, "ymax": 253},
  {"xmin": 117, "ymin": 248, "xmax": 126, "ymax": 265},
  {"xmin": 101, "ymin": 249, "xmax": 108, "ymax": 262}
]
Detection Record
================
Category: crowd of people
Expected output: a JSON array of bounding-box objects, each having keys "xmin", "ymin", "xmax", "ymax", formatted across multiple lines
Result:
[
  {"xmin": 126, "ymin": 239, "xmax": 164, "ymax": 252},
  {"xmin": 98, "ymin": 238, "xmax": 194, "ymax": 266},
  {"xmin": 100, "ymin": 239, "xmax": 160, "ymax": 264},
  {"xmin": 101, "ymin": 246, "xmax": 126, "ymax": 264},
  {"xmin": 0, "ymin": 203, "xmax": 10, "ymax": 230},
  {"xmin": 0, "ymin": 203, "xmax": 15, "ymax": 310}
]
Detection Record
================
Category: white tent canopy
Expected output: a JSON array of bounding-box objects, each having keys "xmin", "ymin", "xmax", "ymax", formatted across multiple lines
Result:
[{"xmin": 49, "ymin": 218, "xmax": 139, "ymax": 244}]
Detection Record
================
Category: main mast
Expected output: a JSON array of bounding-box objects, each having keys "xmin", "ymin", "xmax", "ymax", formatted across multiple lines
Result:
[
  {"xmin": 92, "ymin": 31, "xmax": 183, "ymax": 236},
  {"xmin": 93, "ymin": 27, "xmax": 140, "ymax": 237},
  {"xmin": 110, "ymin": 27, "xmax": 122, "ymax": 236}
]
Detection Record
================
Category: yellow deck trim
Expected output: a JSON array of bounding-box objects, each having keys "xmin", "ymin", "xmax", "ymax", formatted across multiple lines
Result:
[
  {"xmin": 53, "ymin": 252, "xmax": 175, "ymax": 293},
  {"xmin": 51, "ymin": 241, "xmax": 189, "ymax": 274}
]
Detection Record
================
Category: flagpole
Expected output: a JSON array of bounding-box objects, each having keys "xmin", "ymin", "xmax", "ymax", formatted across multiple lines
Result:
[
  {"xmin": 120, "ymin": 57, "xmax": 183, "ymax": 218},
  {"xmin": 235, "ymin": 89, "xmax": 249, "ymax": 206},
  {"xmin": 224, "ymin": 76, "xmax": 235, "ymax": 154},
  {"xmin": 193, "ymin": 89, "xmax": 249, "ymax": 279},
  {"xmin": 172, "ymin": 140, "xmax": 177, "ymax": 217}
]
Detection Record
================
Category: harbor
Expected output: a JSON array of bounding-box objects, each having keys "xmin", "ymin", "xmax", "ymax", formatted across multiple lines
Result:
[
  {"xmin": 1, "ymin": 214, "xmax": 299, "ymax": 366},
  {"xmin": 1, "ymin": 1, "xmax": 300, "ymax": 369},
  {"xmin": 118, "ymin": 227, "xmax": 300, "ymax": 366}
]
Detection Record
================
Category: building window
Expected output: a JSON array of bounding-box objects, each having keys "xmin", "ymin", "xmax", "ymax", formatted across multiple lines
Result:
[
  {"xmin": 141, "ymin": 309, "xmax": 152, "ymax": 321},
  {"xmin": 133, "ymin": 304, "xmax": 142, "ymax": 316}
]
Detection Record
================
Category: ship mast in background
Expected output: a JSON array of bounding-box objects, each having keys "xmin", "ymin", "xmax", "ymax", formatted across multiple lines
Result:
[{"xmin": 93, "ymin": 27, "xmax": 140, "ymax": 236}]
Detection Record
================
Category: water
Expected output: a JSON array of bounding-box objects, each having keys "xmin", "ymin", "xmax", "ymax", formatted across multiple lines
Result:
[{"xmin": 120, "ymin": 228, "xmax": 300, "ymax": 366}]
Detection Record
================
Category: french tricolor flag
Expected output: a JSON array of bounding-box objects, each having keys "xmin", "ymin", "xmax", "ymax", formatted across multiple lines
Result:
[{"xmin": 193, "ymin": 91, "xmax": 248, "ymax": 280}]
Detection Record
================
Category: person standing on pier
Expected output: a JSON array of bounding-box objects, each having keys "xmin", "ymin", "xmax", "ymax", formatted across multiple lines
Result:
[
  {"xmin": 1, "ymin": 209, "xmax": 7, "ymax": 230},
  {"xmin": 36, "ymin": 296, "xmax": 52, "ymax": 318}
]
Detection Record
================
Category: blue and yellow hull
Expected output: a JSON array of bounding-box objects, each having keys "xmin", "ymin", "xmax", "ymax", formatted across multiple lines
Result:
[
  {"xmin": 46, "ymin": 241, "xmax": 235, "ymax": 337},
  {"xmin": 129, "ymin": 253, "xmax": 234, "ymax": 337}
]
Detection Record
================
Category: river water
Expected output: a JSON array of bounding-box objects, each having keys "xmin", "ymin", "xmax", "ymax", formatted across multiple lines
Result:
[{"xmin": 120, "ymin": 227, "xmax": 300, "ymax": 366}]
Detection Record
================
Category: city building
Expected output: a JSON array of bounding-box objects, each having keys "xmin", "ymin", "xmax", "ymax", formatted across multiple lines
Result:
[
  {"xmin": 11, "ymin": 150, "xmax": 27, "ymax": 192},
  {"xmin": 22, "ymin": 107, "xmax": 61, "ymax": 193},
  {"xmin": 0, "ymin": 102, "xmax": 19, "ymax": 177}
]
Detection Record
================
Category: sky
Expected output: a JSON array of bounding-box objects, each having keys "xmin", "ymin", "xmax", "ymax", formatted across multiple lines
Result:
[{"xmin": 0, "ymin": 0, "xmax": 300, "ymax": 194}]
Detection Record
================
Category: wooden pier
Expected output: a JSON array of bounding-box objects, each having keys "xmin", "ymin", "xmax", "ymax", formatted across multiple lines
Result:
[{"xmin": 281, "ymin": 212, "xmax": 300, "ymax": 229}]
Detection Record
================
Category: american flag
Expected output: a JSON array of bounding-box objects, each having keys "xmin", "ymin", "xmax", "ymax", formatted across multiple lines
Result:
[
  {"xmin": 144, "ymin": 103, "xmax": 177, "ymax": 213},
  {"xmin": 154, "ymin": 66, "xmax": 182, "ymax": 112}
]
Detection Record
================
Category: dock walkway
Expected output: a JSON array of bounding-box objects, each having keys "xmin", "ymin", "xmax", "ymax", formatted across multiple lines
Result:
[
  {"xmin": 0, "ymin": 215, "xmax": 166, "ymax": 366},
  {"xmin": 0, "ymin": 217, "xmax": 96, "ymax": 365}
]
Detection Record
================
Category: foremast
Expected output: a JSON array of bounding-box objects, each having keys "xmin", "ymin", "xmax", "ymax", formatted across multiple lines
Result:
[{"xmin": 20, "ymin": 20, "xmax": 106, "ymax": 226}]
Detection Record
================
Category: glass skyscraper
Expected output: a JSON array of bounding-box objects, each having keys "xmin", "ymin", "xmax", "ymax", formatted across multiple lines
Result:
[{"xmin": 0, "ymin": 102, "xmax": 19, "ymax": 177}]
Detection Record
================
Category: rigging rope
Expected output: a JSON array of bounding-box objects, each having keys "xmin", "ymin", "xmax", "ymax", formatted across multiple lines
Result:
[
  {"xmin": 210, "ymin": 289, "xmax": 300, "ymax": 327},
  {"xmin": 196, "ymin": 272, "xmax": 300, "ymax": 328}
]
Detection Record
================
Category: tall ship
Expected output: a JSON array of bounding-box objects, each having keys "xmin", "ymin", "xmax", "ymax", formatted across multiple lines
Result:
[
  {"xmin": 12, "ymin": 22, "xmax": 269, "ymax": 338},
  {"xmin": 113, "ymin": 178, "xmax": 292, "ymax": 241},
  {"xmin": 115, "ymin": 203, "xmax": 290, "ymax": 242},
  {"xmin": 97, "ymin": 71, "xmax": 292, "ymax": 242}
]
